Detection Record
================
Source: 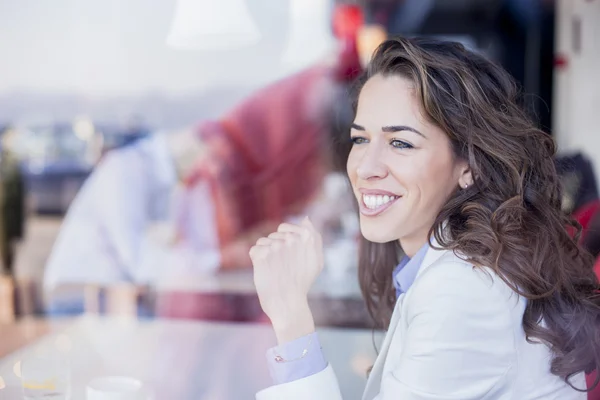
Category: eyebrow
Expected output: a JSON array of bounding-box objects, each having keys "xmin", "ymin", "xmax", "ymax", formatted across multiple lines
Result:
[{"xmin": 351, "ymin": 123, "xmax": 426, "ymax": 138}]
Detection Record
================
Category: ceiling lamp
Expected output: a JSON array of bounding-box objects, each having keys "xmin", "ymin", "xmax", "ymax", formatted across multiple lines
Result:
[
  {"xmin": 280, "ymin": 0, "xmax": 338, "ymax": 72},
  {"xmin": 166, "ymin": 0, "xmax": 261, "ymax": 51}
]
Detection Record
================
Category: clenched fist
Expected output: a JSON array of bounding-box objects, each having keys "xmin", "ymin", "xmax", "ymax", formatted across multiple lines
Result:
[{"xmin": 249, "ymin": 217, "xmax": 324, "ymax": 343}]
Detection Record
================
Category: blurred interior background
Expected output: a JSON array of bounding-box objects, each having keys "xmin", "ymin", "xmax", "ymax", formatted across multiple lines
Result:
[{"xmin": 0, "ymin": 0, "xmax": 599, "ymax": 398}]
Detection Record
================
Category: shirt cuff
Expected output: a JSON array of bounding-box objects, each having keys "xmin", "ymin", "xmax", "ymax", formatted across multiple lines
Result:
[{"xmin": 266, "ymin": 332, "xmax": 328, "ymax": 385}]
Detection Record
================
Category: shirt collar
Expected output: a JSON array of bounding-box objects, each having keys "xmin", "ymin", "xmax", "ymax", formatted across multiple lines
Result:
[{"xmin": 393, "ymin": 243, "xmax": 429, "ymax": 297}]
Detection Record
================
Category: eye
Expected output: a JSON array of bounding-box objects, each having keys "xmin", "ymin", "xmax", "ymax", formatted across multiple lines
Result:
[
  {"xmin": 351, "ymin": 136, "xmax": 368, "ymax": 145},
  {"xmin": 390, "ymin": 139, "xmax": 414, "ymax": 149}
]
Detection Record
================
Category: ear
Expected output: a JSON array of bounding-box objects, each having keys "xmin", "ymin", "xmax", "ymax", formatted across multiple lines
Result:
[{"xmin": 457, "ymin": 161, "xmax": 473, "ymax": 190}]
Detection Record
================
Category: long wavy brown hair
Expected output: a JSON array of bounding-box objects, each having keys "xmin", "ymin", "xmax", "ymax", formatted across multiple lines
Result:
[{"xmin": 354, "ymin": 37, "xmax": 600, "ymax": 389}]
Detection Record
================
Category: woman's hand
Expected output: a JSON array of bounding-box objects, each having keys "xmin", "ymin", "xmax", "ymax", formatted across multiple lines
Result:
[{"xmin": 250, "ymin": 217, "xmax": 324, "ymax": 344}]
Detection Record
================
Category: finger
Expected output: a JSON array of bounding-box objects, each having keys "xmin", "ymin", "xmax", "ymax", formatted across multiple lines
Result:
[
  {"xmin": 268, "ymin": 231, "xmax": 298, "ymax": 241},
  {"xmin": 302, "ymin": 217, "xmax": 322, "ymax": 245},
  {"xmin": 249, "ymin": 245, "xmax": 265, "ymax": 260},
  {"xmin": 277, "ymin": 222, "xmax": 306, "ymax": 234},
  {"xmin": 255, "ymin": 237, "xmax": 272, "ymax": 246}
]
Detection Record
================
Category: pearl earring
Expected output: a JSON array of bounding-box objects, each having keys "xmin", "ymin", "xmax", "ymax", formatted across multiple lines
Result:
[{"xmin": 464, "ymin": 183, "xmax": 469, "ymax": 189}]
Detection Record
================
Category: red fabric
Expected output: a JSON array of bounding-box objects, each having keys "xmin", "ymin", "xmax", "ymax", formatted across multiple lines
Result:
[
  {"xmin": 332, "ymin": 4, "xmax": 364, "ymax": 39},
  {"xmin": 588, "ymin": 370, "xmax": 600, "ymax": 399},
  {"xmin": 587, "ymin": 255, "xmax": 600, "ymax": 398},
  {"xmin": 184, "ymin": 66, "xmax": 334, "ymax": 247},
  {"xmin": 594, "ymin": 256, "xmax": 600, "ymax": 279},
  {"xmin": 575, "ymin": 201, "xmax": 600, "ymax": 234},
  {"xmin": 575, "ymin": 202, "xmax": 600, "ymax": 397},
  {"xmin": 588, "ymin": 268, "xmax": 600, "ymax": 398},
  {"xmin": 568, "ymin": 200, "xmax": 600, "ymax": 241}
]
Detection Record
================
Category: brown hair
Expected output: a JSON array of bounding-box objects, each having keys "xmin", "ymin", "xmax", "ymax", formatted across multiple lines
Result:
[{"xmin": 354, "ymin": 37, "xmax": 600, "ymax": 389}]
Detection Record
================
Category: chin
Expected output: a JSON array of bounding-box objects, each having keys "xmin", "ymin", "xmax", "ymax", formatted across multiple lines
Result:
[{"xmin": 359, "ymin": 221, "xmax": 399, "ymax": 244}]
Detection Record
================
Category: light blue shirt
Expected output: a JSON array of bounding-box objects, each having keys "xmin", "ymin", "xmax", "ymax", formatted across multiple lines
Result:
[
  {"xmin": 266, "ymin": 243, "xmax": 430, "ymax": 385},
  {"xmin": 393, "ymin": 243, "xmax": 429, "ymax": 298}
]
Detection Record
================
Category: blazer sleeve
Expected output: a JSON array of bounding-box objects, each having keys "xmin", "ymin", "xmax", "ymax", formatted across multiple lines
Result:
[
  {"xmin": 255, "ymin": 261, "xmax": 516, "ymax": 400},
  {"xmin": 256, "ymin": 364, "xmax": 343, "ymax": 400},
  {"xmin": 377, "ymin": 261, "xmax": 516, "ymax": 399}
]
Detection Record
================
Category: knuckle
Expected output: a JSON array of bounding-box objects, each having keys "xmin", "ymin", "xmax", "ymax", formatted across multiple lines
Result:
[
  {"xmin": 269, "ymin": 232, "xmax": 284, "ymax": 240},
  {"xmin": 249, "ymin": 246, "xmax": 263, "ymax": 260},
  {"xmin": 277, "ymin": 223, "xmax": 290, "ymax": 232}
]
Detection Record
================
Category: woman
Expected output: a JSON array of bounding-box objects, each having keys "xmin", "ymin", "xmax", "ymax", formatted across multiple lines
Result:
[{"xmin": 250, "ymin": 37, "xmax": 600, "ymax": 399}]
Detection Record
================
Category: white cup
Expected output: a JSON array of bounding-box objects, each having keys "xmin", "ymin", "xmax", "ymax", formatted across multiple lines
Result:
[{"xmin": 86, "ymin": 376, "xmax": 146, "ymax": 400}]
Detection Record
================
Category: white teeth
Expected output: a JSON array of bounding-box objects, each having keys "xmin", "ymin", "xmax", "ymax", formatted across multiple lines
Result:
[{"xmin": 362, "ymin": 194, "xmax": 398, "ymax": 210}]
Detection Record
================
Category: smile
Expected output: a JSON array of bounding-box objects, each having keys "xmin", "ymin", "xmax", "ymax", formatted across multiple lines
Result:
[{"xmin": 359, "ymin": 193, "xmax": 401, "ymax": 216}]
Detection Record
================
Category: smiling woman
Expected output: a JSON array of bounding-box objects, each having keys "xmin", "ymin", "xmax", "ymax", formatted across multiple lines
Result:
[
  {"xmin": 348, "ymin": 74, "xmax": 469, "ymax": 253},
  {"xmin": 250, "ymin": 37, "xmax": 600, "ymax": 400}
]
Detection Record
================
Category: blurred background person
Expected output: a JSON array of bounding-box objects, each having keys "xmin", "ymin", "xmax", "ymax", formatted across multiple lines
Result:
[{"xmin": 43, "ymin": 8, "xmax": 373, "ymax": 300}]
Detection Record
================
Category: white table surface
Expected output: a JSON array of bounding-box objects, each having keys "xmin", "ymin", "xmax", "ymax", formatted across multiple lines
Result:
[{"xmin": 0, "ymin": 316, "xmax": 384, "ymax": 399}]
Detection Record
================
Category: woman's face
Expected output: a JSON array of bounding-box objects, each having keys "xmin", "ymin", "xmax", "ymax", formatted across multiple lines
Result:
[{"xmin": 347, "ymin": 74, "xmax": 471, "ymax": 256}]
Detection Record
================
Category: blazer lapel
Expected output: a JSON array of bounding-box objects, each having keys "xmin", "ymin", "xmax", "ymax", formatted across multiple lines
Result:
[
  {"xmin": 362, "ymin": 293, "xmax": 404, "ymax": 400},
  {"xmin": 361, "ymin": 242, "xmax": 450, "ymax": 400}
]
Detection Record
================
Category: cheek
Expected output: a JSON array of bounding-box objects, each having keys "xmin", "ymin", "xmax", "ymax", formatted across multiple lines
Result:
[
  {"xmin": 417, "ymin": 155, "xmax": 460, "ymax": 200},
  {"xmin": 387, "ymin": 154, "xmax": 430, "ymax": 189},
  {"xmin": 394, "ymin": 151, "xmax": 457, "ymax": 197},
  {"xmin": 346, "ymin": 149, "xmax": 359, "ymax": 184}
]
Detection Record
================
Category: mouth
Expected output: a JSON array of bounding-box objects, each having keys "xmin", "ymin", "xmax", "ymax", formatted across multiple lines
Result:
[{"xmin": 359, "ymin": 191, "xmax": 401, "ymax": 217}]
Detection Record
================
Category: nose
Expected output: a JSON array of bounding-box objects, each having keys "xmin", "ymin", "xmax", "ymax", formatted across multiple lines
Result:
[{"xmin": 356, "ymin": 141, "xmax": 388, "ymax": 181}]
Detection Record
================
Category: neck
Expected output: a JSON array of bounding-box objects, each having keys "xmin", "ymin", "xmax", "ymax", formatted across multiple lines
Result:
[{"xmin": 399, "ymin": 232, "xmax": 430, "ymax": 258}]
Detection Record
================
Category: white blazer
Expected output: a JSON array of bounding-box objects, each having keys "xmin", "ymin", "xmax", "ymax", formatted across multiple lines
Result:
[{"xmin": 256, "ymin": 245, "xmax": 587, "ymax": 400}]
